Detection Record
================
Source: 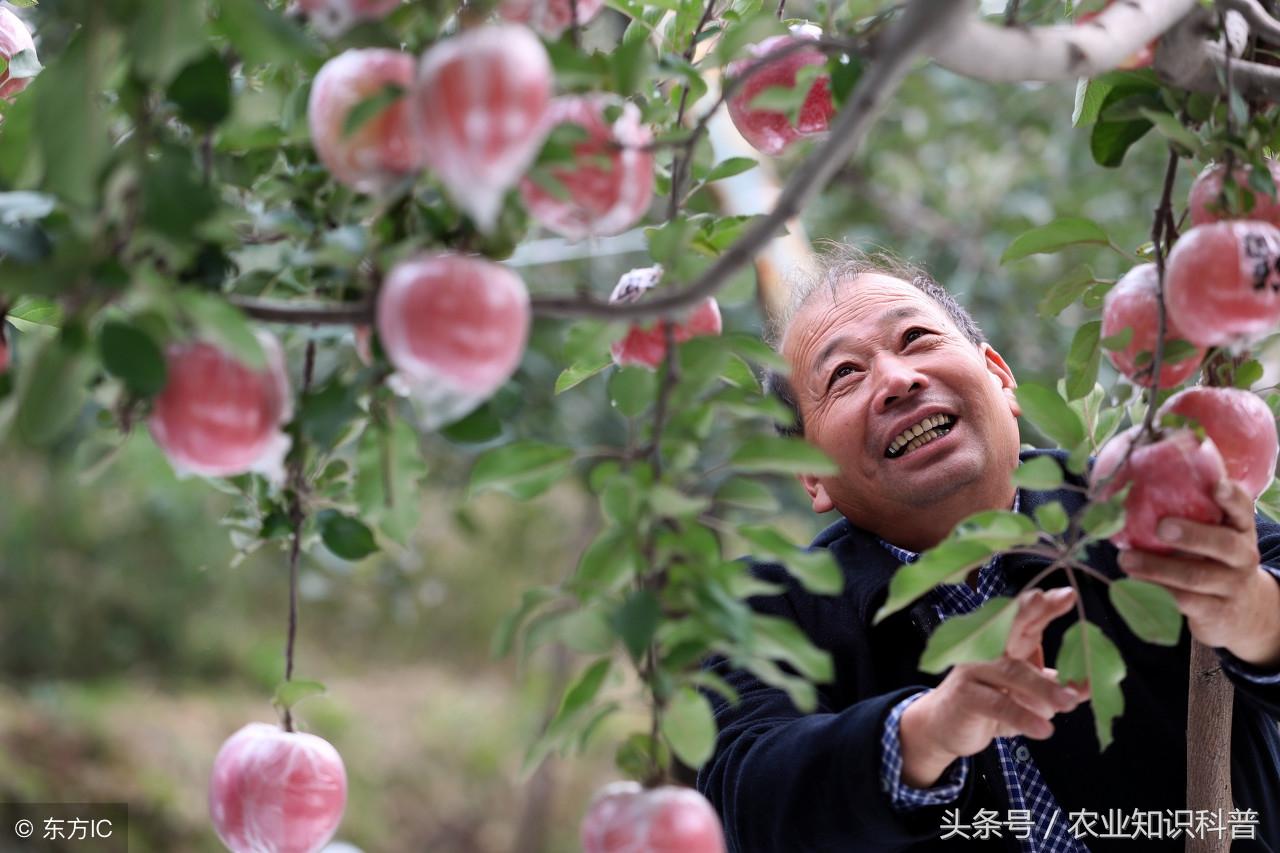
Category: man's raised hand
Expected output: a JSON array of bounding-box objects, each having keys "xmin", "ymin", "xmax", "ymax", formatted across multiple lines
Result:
[{"xmin": 897, "ymin": 588, "xmax": 1088, "ymax": 788}]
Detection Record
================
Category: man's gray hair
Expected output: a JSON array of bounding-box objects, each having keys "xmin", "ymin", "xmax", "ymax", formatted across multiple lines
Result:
[{"xmin": 763, "ymin": 244, "xmax": 987, "ymax": 438}]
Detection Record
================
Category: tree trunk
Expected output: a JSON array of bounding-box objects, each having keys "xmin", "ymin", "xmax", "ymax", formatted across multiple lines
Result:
[{"xmin": 1185, "ymin": 639, "xmax": 1233, "ymax": 853}]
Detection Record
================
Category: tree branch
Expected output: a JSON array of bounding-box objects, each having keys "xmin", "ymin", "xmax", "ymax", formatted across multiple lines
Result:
[
  {"xmin": 930, "ymin": 0, "xmax": 1196, "ymax": 83},
  {"xmin": 530, "ymin": 0, "xmax": 968, "ymax": 320},
  {"xmin": 1153, "ymin": 6, "xmax": 1278, "ymax": 97},
  {"xmin": 1219, "ymin": 0, "xmax": 1280, "ymax": 43},
  {"xmin": 231, "ymin": 295, "xmax": 373, "ymax": 326}
]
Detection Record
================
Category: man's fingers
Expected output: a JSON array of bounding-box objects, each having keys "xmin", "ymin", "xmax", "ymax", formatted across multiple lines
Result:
[
  {"xmin": 1212, "ymin": 478, "xmax": 1256, "ymax": 533},
  {"xmin": 953, "ymin": 679, "xmax": 1056, "ymax": 740},
  {"xmin": 1006, "ymin": 587, "xmax": 1076, "ymax": 661},
  {"xmin": 977, "ymin": 657, "xmax": 1083, "ymax": 719},
  {"xmin": 1148, "ymin": 516, "xmax": 1258, "ymax": 568},
  {"xmin": 1120, "ymin": 550, "xmax": 1238, "ymax": 596}
]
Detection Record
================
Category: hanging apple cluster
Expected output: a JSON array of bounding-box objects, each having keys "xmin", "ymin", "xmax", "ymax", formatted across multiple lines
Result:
[{"xmin": 1092, "ymin": 162, "xmax": 1280, "ymax": 552}]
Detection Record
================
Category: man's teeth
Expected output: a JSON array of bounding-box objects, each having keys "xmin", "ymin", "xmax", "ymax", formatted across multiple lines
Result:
[{"xmin": 886, "ymin": 415, "xmax": 954, "ymax": 458}]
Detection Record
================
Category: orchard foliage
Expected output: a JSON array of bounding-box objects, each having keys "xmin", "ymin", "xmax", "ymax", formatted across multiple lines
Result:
[{"xmin": 5, "ymin": 0, "xmax": 1280, "ymax": 846}]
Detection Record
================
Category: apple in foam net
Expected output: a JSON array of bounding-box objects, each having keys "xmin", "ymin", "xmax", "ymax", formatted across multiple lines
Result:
[
  {"xmin": 1188, "ymin": 160, "xmax": 1280, "ymax": 227},
  {"xmin": 308, "ymin": 49, "xmax": 425, "ymax": 195},
  {"xmin": 376, "ymin": 253, "xmax": 531, "ymax": 429},
  {"xmin": 497, "ymin": 0, "xmax": 604, "ymax": 39},
  {"xmin": 606, "ymin": 265, "xmax": 722, "ymax": 369},
  {"xmin": 413, "ymin": 24, "xmax": 552, "ymax": 232},
  {"xmin": 1165, "ymin": 221, "xmax": 1280, "ymax": 349},
  {"xmin": 149, "ymin": 332, "xmax": 293, "ymax": 482},
  {"xmin": 581, "ymin": 782, "xmax": 726, "ymax": 853},
  {"xmin": 519, "ymin": 95, "xmax": 654, "ymax": 241},
  {"xmin": 295, "ymin": 0, "xmax": 400, "ymax": 38},
  {"xmin": 209, "ymin": 722, "xmax": 347, "ymax": 853},
  {"xmin": 726, "ymin": 23, "xmax": 835, "ymax": 157},
  {"xmin": 0, "ymin": 6, "xmax": 37, "ymax": 102},
  {"xmin": 1091, "ymin": 425, "xmax": 1226, "ymax": 555},
  {"xmin": 1100, "ymin": 263, "xmax": 1204, "ymax": 389},
  {"xmin": 1159, "ymin": 386, "xmax": 1279, "ymax": 500}
]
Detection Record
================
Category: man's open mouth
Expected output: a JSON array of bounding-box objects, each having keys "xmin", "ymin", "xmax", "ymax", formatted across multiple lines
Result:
[{"xmin": 885, "ymin": 414, "xmax": 957, "ymax": 459}]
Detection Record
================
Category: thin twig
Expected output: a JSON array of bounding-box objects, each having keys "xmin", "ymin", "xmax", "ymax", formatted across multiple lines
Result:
[
  {"xmin": 282, "ymin": 339, "xmax": 317, "ymax": 733},
  {"xmin": 1004, "ymin": 0, "xmax": 1021, "ymax": 27},
  {"xmin": 668, "ymin": 0, "xmax": 721, "ymax": 221},
  {"xmin": 1138, "ymin": 148, "xmax": 1182, "ymax": 442}
]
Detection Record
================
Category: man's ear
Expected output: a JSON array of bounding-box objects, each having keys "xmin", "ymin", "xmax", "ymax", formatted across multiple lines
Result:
[
  {"xmin": 798, "ymin": 473, "xmax": 835, "ymax": 514},
  {"xmin": 981, "ymin": 343, "xmax": 1021, "ymax": 417}
]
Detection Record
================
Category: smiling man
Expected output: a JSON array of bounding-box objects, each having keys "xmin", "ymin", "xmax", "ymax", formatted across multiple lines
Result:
[{"xmin": 696, "ymin": 248, "xmax": 1280, "ymax": 852}]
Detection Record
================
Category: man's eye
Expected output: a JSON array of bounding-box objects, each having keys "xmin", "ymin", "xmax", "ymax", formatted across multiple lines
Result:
[
  {"xmin": 904, "ymin": 328, "xmax": 930, "ymax": 345},
  {"xmin": 829, "ymin": 364, "xmax": 857, "ymax": 386}
]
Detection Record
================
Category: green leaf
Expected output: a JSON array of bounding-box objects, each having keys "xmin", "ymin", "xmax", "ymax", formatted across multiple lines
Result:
[
  {"xmin": 952, "ymin": 510, "xmax": 1039, "ymax": 550},
  {"xmin": 749, "ymin": 613, "xmax": 833, "ymax": 685},
  {"xmin": 555, "ymin": 356, "xmax": 612, "ymax": 394},
  {"xmin": 1091, "ymin": 114, "xmax": 1153, "ymax": 168},
  {"xmin": 491, "ymin": 587, "xmax": 557, "ymax": 658},
  {"xmin": 1034, "ymin": 502, "xmax": 1069, "ymax": 535},
  {"xmin": 176, "ymin": 291, "xmax": 266, "ymax": 369},
  {"xmin": 1079, "ymin": 492, "xmax": 1128, "ymax": 543},
  {"xmin": 1234, "ymin": 360, "xmax": 1265, "ymax": 390},
  {"xmin": 551, "ymin": 659, "xmax": 611, "ymax": 730},
  {"xmin": 1056, "ymin": 620, "xmax": 1126, "ymax": 750},
  {"xmin": 130, "ymin": 1, "xmax": 208, "ymax": 86},
  {"xmin": 662, "ymin": 687, "xmax": 717, "ymax": 770},
  {"xmin": 705, "ymin": 157, "xmax": 758, "ymax": 182},
  {"xmin": 210, "ymin": 0, "xmax": 321, "ymax": 68},
  {"xmin": 715, "ymin": 477, "xmax": 779, "ymax": 513},
  {"xmin": 730, "ymin": 436, "xmax": 838, "ymax": 476},
  {"xmin": 14, "ymin": 334, "xmax": 94, "ymax": 447},
  {"xmin": 739, "ymin": 525, "xmax": 843, "ymax": 596},
  {"xmin": 1012, "ymin": 456, "xmax": 1064, "ymax": 491},
  {"xmin": 469, "ymin": 441, "xmax": 575, "ymax": 501},
  {"xmin": 35, "ymin": 27, "xmax": 118, "ymax": 207},
  {"xmin": 1001, "ymin": 218, "xmax": 1110, "ymax": 263},
  {"xmin": 875, "ymin": 540, "xmax": 991, "ymax": 622},
  {"xmin": 318, "ymin": 510, "xmax": 379, "ymax": 560},
  {"xmin": 615, "ymin": 732, "xmax": 670, "ymax": 782},
  {"xmin": 1257, "ymin": 478, "xmax": 1280, "ymax": 523},
  {"xmin": 1072, "ymin": 77, "xmax": 1111, "ymax": 127},
  {"xmin": 1108, "ymin": 578, "xmax": 1181, "ymax": 646},
  {"xmin": 610, "ymin": 33, "xmax": 653, "ymax": 96},
  {"xmin": 141, "ymin": 145, "xmax": 219, "ymax": 240},
  {"xmin": 98, "ymin": 320, "xmax": 167, "ymax": 397},
  {"xmin": 271, "ymin": 679, "xmax": 326, "ymax": 713},
  {"xmin": 1038, "ymin": 266, "xmax": 1101, "ymax": 318},
  {"xmin": 441, "ymin": 403, "xmax": 504, "ymax": 445},
  {"xmin": 611, "ymin": 589, "xmax": 662, "ymax": 661},
  {"xmin": 167, "ymin": 52, "xmax": 233, "ymax": 128},
  {"xmin": 1016, "ymin": 382, "xmax": 1087, "ymax": 449},
  {"xmin": 1065, "ymin": 320, "xmax": 1102, "ymax": 401},
  {"xmin": 299, "ymin": 379, "xmax": 361, "ymax": 450},
  {"xmin": 920, "ymin": 596, "xmax": 1017, "ymax": 673},
  {"xmin": 1139, "ymin": 109, "xmax": 1202, "ymax": 157},
  {"xmin": 609, "ymin": 366, "xmax": 657, "ymax": 417},
  {"xmin": 342, "ymin": 83, "xmax": 406, "ymax": 138}
]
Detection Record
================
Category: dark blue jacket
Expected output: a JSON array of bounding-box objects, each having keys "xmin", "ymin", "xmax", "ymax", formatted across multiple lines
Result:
[{"xmin": 697, "ymin": 450, "xmax": 1280, "ymax": 852}]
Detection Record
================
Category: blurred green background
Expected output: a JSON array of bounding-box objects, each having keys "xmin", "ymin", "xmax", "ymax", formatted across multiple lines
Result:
[{"xmin": 0, "ymin": 16, "xmax": 1181, "ymax": 852}]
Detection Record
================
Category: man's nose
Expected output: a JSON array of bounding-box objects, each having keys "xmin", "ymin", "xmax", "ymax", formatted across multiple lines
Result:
[{"xmin": 872, "ymin": 355, "xmax": 927, "ymax": 412}]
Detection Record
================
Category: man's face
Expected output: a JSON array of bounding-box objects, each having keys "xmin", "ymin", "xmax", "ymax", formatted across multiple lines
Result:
[{"xmin": 782, "ymin": 274, "xmax": 1023, "ymax": 544}]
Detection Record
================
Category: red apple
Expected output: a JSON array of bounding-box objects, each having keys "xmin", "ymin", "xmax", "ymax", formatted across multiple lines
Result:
[
  {"xmin": 519, "ymin": 95, "xmax": 654, "ymax": 241},
  {"xmin": 376, "ymin": 253, "xmax": 530, "ymax": 427},
  {"xmin": 1188, "ymin": 161, "xmax": 1280, "ymax": 227},
  {"xmin": 308, "ymin": 49, "xmax": 425, "ymax": 195},
  {"xmin": 581, "ymin": 782, "xmax": 726, "ymax": 853},
  {"xmin": 725, "ymin": 23, "xmax": 835, "ymax": 157},
  {"xmin": 413, "ymin": 24, "xmax": 552, "ymax": 232},
  {"xmin": 149, "ymin": 332, "xmax": 292, "ymax": 481},
  {"xmin": 497, "ymin": 0, "xmax": 603, "ymax": 39},
  {"xmin": 1159, "ymin": 386, "xmax": 1278, "ymax": 500},
  {"xmin": 606, "ymin": 265, "xmax": 722, "ymax": 369},
  {"xmin": 1101, "ymin": 263, "xmax": 1204, "ymax": 388},
  {"xmin": 0, "ymin": 7, "xmax": 37, "ymax": 102},
  {"xmin": 1091, "ymin": 425, "xmax": 1226, "ymax": 554},
  {"xmin": 209, "ymin": 722, "xmax": 347, "ymax": 853},
  {"xmin": 1165, "ymin": 221, "xmax": 1280, "ymax": 349},
  {"xmin": 296, "ymin": 0, "xmax": 400, "ymax": 37}
]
